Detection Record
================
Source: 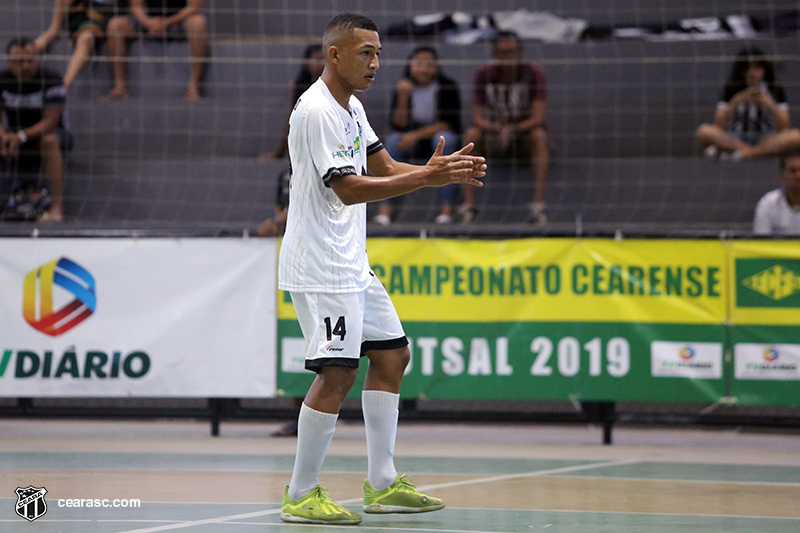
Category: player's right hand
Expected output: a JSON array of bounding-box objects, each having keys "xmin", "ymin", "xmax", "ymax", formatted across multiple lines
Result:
[{"xmin": 425, "ymin": 136, "xmax": 486, "ymax": 188}]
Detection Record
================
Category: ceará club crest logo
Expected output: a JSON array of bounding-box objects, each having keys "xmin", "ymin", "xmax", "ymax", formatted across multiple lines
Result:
[
  {"xmin": 23, "ymin": 257, "xmax": 96, "ymax": 336},
  {"xmin": 15, "ymin": 485, "xmax": 47, "ymax": 522}
]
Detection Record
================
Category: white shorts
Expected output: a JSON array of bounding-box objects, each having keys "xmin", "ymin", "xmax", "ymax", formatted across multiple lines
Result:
[{"xmin": 291, "ymin": 274, "xmax": 407, "ymax": 372}]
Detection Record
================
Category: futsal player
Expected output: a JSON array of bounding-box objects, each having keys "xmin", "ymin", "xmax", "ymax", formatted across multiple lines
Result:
[{"xmin": 277, "ymin": 13, "xmax": 486, "ymax": 525}]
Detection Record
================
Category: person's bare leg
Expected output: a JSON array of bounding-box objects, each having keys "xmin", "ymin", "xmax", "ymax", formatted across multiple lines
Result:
[
  {"xmin": 63, "ymin": 30, "xmax": 96, "ymax": 90},
  {"xmin": 40, "ymin": 133, "xmax": 64, "ymax": 222},
  {"xmin": 184, "ymin": 13, "xmax": 208, "ymax": 101},
  {"xmin": 695, "ymin": 123, "xmax": 749, "ymax": 152},
  {"xmin": 303, "ymin": 365, "xmax": 358, "ymax": 414},
  {"xmin": 460, "ymin": 127, "xmax": 483, "ymax": 208},
  {"xmin": 103, "ymin": 16, "xmax": 133, "ymax": 100},
  {"xmin": 364, "ymin": 347, "xmax": 409, "ymax": 393},
  {"xmin": 530, "ymin": 126, "xmax": 549, "ymax": 205},
  {"xmin": 740, "ymin": 129, "xmax": 800, "ymax": 159}
]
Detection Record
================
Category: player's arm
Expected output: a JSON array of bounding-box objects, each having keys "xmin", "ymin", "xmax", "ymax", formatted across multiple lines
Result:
[
  {"xmin": 472, "ymin": 103, "xmax": 499, "ymax": 131},
  {"xmin": 164, "ymin": 0, "xmax": 202, "ymax": 26},
  {"xmin": 17, "ymin": 106, "xmax": 61, "ymax": 143},
  {"xmin": 328, "ymin": 137, "xmax": 485, "ymax": 206},
  {"xmin": 775, "ymin": 107, "xmax": 791, "ymax": 130},
  {"xmin": 35, "ymin": 0, "xmax": 68, "ymax": 51},
  {"xmin": 130, "ymin": 0, "xmax": 152, "ymax": 25},
  {"xmin": 514, "ymin": 99, "xmax": 546, "ymax": 132}
]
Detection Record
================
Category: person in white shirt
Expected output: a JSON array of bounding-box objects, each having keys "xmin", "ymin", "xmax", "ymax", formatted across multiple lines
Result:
[
  {"xmin": 277, "ymin": 13, "xmax": 485, "ymax": 525},
  {"xmin": 753, "ymin": 155, "xmax": 800, "ymax": 235}
]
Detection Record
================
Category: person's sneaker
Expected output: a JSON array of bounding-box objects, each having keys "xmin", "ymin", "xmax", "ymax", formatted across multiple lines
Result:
[
  {"xmin": 363, "ymin": 474, "xmax": 445, "ymax": 514},
  {"xmin": 435, "ymin": 213, "xmax": 453, "ymax": 224},
  {"xmin": 703, "ymin": 145, "xmax": 718, "ymax": 159},
  {"xmin": 527, "ymin": 202, "xmax": 548, "ymax": 225},
  {"xmin": 373, "ymin": 213, "xmax": 391, "ymax": 226},
  {"xmin": 457, "ymin": 204, "xmax": 478, "ymax": 223},
  {"xmin": 280, "ymin": 485, "xmax": 362, "ymax": 525}
]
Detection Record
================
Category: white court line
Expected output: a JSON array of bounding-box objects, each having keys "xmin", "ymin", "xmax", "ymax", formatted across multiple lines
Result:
[
  {"xmin": 558, "ymin": 473, "xmax": 800, "ymax": 488},
  {"xmin": 113, "ymin": 459, "xmax": 636, "ymax": 533},
  {"xmin": 223, "ymin": 522, "xmax": 527, "ymax": 533},
  {"xmin": 387, "ymin": 459, "xmax": 641, "ymax": 496},
  {"xmin": 450, "ymin": 507, "xmax": 800, "ymax": 522}
]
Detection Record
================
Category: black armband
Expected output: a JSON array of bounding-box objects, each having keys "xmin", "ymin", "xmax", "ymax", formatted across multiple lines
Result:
[
  {"xmin": 322, "ymin": 165, "xmax": 356, "ymax": 187},
  {"xmin": 366, "ymin": 140, "xmax": 384, "ymax": 156}
]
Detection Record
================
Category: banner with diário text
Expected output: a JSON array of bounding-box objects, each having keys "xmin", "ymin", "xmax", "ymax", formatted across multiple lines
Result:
[{"xmin": 0, "ymin": 238, "xmax": 277, "ymax": 397}]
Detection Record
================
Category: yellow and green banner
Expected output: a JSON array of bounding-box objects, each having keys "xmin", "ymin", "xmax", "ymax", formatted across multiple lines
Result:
[
  {"xmin": 278, "ymin": 238, "xmax": 799, "ymax": 406},
  {"xmin": 729, "ymin": 241, "xmax": 800, "ymax": 405}
]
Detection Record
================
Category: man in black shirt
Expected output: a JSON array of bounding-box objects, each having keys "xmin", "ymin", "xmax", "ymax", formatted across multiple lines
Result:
[
  {"xmin": 103, "ymin": 0, "xmax": 208, "ymax": 101},
  {"xmin": 0, "ymin": 38, "xmax": 67, "ymax": 222}
]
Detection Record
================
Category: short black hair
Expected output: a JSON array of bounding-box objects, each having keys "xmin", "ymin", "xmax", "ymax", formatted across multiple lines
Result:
[
  {"xmin": 6, "ymin": 37, "xmax": 34, "ymax": 54},
  {"xmin": 780, "ymin": 154, "xmax": 800, "ymax": 169},
  {"xmin": 492, "ymin": 31, "xmax": 520, "ymax": 48},
  {"xmin": 322, "ymin": 13, "xmax": 378, "ymax": 48},
  {"xmin": 403, "ymin": 46, "xmax": 440, "ymax": 79}
]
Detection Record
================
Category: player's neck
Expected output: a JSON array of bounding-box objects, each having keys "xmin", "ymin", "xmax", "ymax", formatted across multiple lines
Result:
[
  {"xmin": 785, "ymin": 188, "xmax": 800, "ymax": 208},
  {"xmin": 321, "ymin": 72, "xmax": 353, "ymax": 111}
]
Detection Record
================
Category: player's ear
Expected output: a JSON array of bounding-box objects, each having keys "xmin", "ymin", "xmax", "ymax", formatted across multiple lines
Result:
[{"xmin": 327, "ymin": 45, "xmax": 339, "ymax": 65}]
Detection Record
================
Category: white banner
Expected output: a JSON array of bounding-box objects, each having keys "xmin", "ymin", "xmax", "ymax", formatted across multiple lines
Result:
[
  {"xmin": 0, "ymin": 238, "xmax": 277, "ymax": 397},
  {"xmin": 735, "ymin": 343, "xmax": 800, "ymax": 381},
  {"xmin": 650, "ymin": 341, "xmax": 723, "ymax": 379}
]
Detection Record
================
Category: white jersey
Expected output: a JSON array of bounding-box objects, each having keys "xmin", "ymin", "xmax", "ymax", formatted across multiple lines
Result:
[
  {"xmin": 753, "ymin": 188, "xmax": 800, "ymax": 235},
  {"xmin": 278, "ymin": 79, "xmax": 384, "ymax": 293}
]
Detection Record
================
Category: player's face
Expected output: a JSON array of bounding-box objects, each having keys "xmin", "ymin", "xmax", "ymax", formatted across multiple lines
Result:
[
  {"xmin": 493, "ymin": 38, "xmax": 522, "ymax": 66},
  {"xmin": 7, "ymin": 44, "xmax": 39, "ymax": 80},
  {"xmin": 338, "ymin": 28, "xmax": 381, "ymax": 92},
  {"xmin": 780, "ymin": 157, "xmax": 800, "ymax": 192},
  {"xmin": 409, "ymin": 51, "xmax": 437, "ymax": 87},
  {"xmin": 745, "ymin": 63, "xmax": 765, "ymax": 87}
]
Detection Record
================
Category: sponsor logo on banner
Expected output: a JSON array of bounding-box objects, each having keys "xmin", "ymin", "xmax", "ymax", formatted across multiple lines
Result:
[
  {"xmin": 15, "ymin": 486, "xmax": 47, "ymax": 522},
  {"xmin": 23, "ymin": 257, "xmax": 96, "ymax": 336},
  {"xmin": 734, "ymin": 343, "xmax": 800, "ymax": 381},
  {"xmin": 651, "ymin": 341, "xmax": 723, "ymax": 379},
  {"xmin": 2, "ymin": 257, "xmax": 151, "ymax": 382},
  {"xmin": 736, "ymin": 259, "xmax": 800, "ymax": 308}
]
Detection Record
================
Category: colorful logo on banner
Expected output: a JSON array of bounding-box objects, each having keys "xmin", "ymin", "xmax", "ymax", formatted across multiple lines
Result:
[
  {"xmin": 679, "ymin": 345, "xmax": 696, "ymax": 360},
  {"xmin": 22, "ymin": 257, "xmax": 96, "ymax": 336},
  {"xmin": 736, "ymin": 259, "xmax": 800, "ymax": 308},
  {"xmin": 763, "ymin": 347, "xmax": 780, "ymax": 362}
]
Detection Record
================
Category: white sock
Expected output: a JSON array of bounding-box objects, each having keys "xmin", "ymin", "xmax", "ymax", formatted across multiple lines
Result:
[
  {"xmin": 362, "ymin": 390, "xmax": 399, "ymax": 491},
  {"xmin": 287, "ymin": 403, "xmax": 338, "ymax": 501}
]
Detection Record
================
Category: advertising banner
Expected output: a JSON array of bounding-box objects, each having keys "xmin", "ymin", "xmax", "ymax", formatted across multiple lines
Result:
[
  {"xmin": 0, "ymin": 238, "xmax": 277, "ymax": 397},
  {"xmin": 729, "ymin": 241, "xmax": 800, "ymax": 406},
  {"xmin": 278, "ymin": 238, "xmax": 728, "ymax": 403}
]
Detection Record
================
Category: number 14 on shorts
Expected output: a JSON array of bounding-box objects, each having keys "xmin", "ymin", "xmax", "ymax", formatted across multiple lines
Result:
[{"xmin": 324, "ymin": 316, "xmax": 346, "ymax": 341}]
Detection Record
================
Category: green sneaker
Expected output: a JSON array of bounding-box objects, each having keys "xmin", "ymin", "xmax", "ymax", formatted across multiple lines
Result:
[
  {"xmin": 363, "ymin": 474, "xmax": 445, "ymax": 514},
  {"xmin": 280, "ymin": 485, "xmax": 362, "ymax": 525}
]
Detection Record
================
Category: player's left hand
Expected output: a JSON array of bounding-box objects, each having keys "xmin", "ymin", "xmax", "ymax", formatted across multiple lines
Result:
[{"xmin": 425, "ymin": 136, "xmax": 486, "ymax": 188}]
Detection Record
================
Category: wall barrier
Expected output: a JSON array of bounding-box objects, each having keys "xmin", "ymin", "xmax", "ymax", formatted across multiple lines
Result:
[
  {"xmin": 0, "ymin": 236, "xmax": 796, "ymax": 440},
  {"xmin": 0, "ymin": 238, "xmax": 277, "ymax": 398},
  {"xmin": 279, "ymin": 238, "xmax": 800, "ymax": 408}
]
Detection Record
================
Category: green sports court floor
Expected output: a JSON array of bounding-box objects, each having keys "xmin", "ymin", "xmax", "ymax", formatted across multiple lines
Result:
[{"xmin": 1, "ymin": 420, "xmax": 799, "ymax": 532}]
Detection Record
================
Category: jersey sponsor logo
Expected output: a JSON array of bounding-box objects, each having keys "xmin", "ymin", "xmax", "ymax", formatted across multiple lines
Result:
[{"xmin": 331, "ymin": 138, "xmax": 361, "ymax": 160}]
